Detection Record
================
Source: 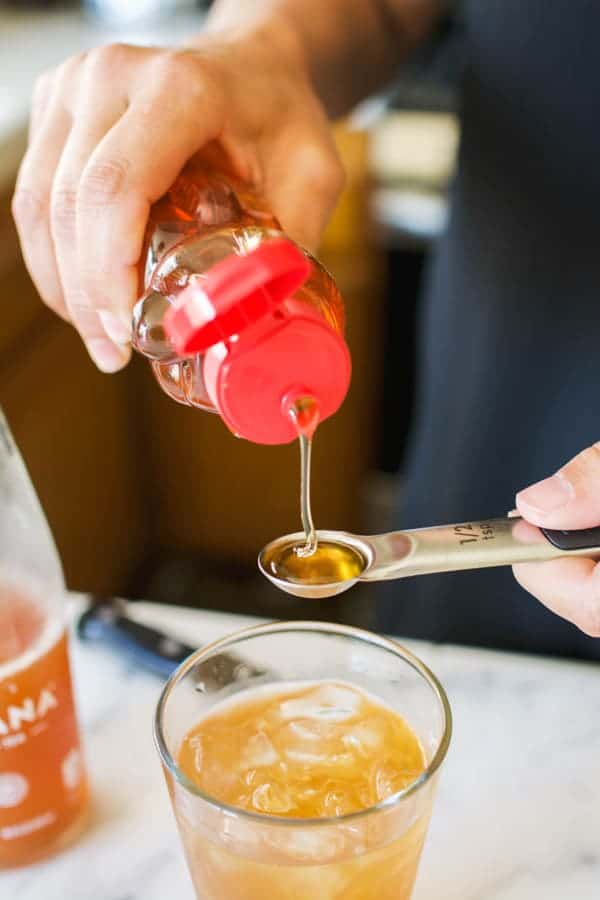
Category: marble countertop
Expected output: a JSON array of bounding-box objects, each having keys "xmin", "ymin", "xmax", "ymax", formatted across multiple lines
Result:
[
  {"xmin": 3, "ymin": 597, "xmax": 599, "ymax": 899},
  {"xmin": 0, "ymin": 7, "xmax": 204, "ymax": 191}
]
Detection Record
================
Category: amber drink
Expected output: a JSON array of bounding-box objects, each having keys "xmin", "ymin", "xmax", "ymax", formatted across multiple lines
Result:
[
  {"xmin": 0, "ymin": 582, "xmax": 88, "ymax": 868},
  {"xmin": 155, "ymin": 622, "xmax": 451, "ymax": 900}
]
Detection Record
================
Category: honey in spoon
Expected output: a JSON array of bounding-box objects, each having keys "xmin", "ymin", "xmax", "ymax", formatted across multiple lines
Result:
[{"xmin": 261, "ymin": 539, "xmax": 366, "ymax": 586}]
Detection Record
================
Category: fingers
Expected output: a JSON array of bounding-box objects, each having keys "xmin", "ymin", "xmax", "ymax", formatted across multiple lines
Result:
[
  {"xmin": 51, "ymin": 101, "xmax": 132, "ymax": 369},
  {"xmin": 516, "ymin": 443, "xmax": 600, "ymax": 529},
  {"xmin": 12, "ymin": 71, "xmax": 72, "ymax": 320},
  {"xmin": 53, "ymin": 125, "xmax": 132, "ymax": 370},
  {"xmin": 13, "ymin": 39, "xmax": 344, "ymax": 374},
  {"xmin": 14, "ymin": 45, "xmax": 224, "ymax": 370},
  {"xmin": 514, "ymin": 442, "xmax": 600, "ymax": 636},
  {"xmin": 74, "ymin": 54, "xmax": 224, "ymax": 351},
  {"xmin": 513, "ymin": 557, "xmax": 600, "ymax": 637},
  {"xmin": 29, "ymin": 69, "xmax": 55, "ymax": 141},
  {"xmin": 262, "ymin": 122, "xmax": 345, "ymax": 252}
]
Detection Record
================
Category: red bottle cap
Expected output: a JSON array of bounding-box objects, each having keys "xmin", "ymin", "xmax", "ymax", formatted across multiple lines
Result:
[
  {"xmin": 164, "ymin": 239, "xmax": 311, "ymax": 355},
  {"xmin": 207, "ymin": 313, "xmax": 352, "ymax": 444},
  {"xmin": 163, "ymin": 237, "xmax": 351, "ymax": 444}
]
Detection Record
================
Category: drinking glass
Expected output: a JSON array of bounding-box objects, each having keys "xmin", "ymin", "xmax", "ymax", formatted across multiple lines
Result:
[{"xmin": 154, "ymin": 621, "xmax": 451, "ymax": 900}]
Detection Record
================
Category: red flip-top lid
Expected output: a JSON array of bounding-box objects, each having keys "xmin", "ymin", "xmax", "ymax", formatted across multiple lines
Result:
[
  {"xmin": 208, "ymin": 313, "xmax": 352, "ymax": 444},
  {"xmin": 164, "ymin": 239, "xmax": 311, "ymax": 355}
]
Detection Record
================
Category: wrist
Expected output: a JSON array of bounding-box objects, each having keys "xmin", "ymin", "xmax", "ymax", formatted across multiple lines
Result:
[{"xmin": 193, "ymin": 3, "xmax": 310, "ymax": 80}]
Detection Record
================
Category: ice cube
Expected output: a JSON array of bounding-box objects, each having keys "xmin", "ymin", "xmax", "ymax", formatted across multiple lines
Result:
[
  {"xmin": 188, "ymin": 735, "xmax": 204, "ymax": 773},
  {"xmin": 342, "ymin": 719, "xmax": 385, "ymax": 757},
  {"xmin": 278, "ymin": 684, "xmax": 361, "ymax": 723},
  {"xmin": 373, "ymin": 764, "xmax": 405, "ymax": 802},
  {"xmin": 284, "ymin": 747, "xmax": 332, "ymax": 765},
  {"xmin": 277, "ymin": 719, "xmax": 333, "ymax": 762},
  {"xmin": 316, "ymin": 684, "xmax": 362, "ymax": 715},
  {"xmin": 240, "ymin": 732, "xmax": 279, "ymax": 770},
  {"xmin": 278, "ymin": 697, "xmax": 325, "ymax": 721},
  {"xmin": 323, "ymin": 788, "xmax": 356, "ymax": 817},
  {"xmin": 287, "ymin": 720, "xmax": 323, "ymax": 742},
  {"xmin": 267, "ymin": 827, "xmax": 349, "ymax": 865},
  {"xmin": 244, "ymin": 768, "xmax": 257, "ymax": 787},
  {"xmin": 220, "ymin": 809, "xmax": 263, "ymax": 850},
  {"xmin": 251, "ymin": 782, "xmax": 293, "ymax": 814}
]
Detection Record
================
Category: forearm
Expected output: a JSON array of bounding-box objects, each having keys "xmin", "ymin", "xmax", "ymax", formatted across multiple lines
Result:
[{"xmin": 203, "ymin": 0, "xmax": 445, "ymax": 117}]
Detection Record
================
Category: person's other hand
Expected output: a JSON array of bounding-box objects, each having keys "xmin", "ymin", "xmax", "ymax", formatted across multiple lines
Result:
[
  {"xmin": 12, "ymin": 36, "xmax": 343, "ymax": 372},
  {"xmin": 513, "ymin": 444, "xmax": 600, "ymax": 637}
]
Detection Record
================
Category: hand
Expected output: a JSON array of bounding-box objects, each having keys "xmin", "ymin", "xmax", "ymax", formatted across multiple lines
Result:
[
  {"xmin": 513, "ymin": 444, "xmax": 600, "ymax": 637},
  {"xmin": 12, "ymin": 34, "xmax": 343, "ymax": 372}
]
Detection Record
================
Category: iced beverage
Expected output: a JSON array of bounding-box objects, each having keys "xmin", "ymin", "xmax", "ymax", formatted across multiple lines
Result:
[
  {"xmin": 0, "ymin": 584, "xmax": 88, "ymax": 868},
  {"xmin": 156, "ymin": 622, "xmax": 451, "ymax": 900}
]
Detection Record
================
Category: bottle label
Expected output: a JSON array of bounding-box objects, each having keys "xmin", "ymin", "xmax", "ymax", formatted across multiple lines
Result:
[{"xmin": 0, "ymin": 627, "xmax": 87, "ymax": 862}]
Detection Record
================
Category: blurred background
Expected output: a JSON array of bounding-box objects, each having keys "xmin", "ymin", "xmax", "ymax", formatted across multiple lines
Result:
[{"xmin": 0, "ymin": 0, "xmax": 461, "ymax": 625}]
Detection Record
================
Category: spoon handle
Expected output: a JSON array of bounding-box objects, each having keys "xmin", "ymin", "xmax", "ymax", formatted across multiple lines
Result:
[{"xmin": 360, "ymin": 518, "xmax": 600, "ymax": 581}]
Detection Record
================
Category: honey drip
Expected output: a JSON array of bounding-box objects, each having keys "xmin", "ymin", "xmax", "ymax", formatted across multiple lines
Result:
[{"xmin": 288, "ymin": 397, "xmax": 320, "ymax": 558}]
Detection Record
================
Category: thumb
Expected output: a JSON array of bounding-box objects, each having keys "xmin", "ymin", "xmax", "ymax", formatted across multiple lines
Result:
[{"xmin": 516, "ymin": 443, "xmax": 600, "ymax": 529}]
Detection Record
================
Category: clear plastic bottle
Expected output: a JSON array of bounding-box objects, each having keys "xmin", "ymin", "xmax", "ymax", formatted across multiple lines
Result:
[
  {"xmin": 0, "ymin": 411, "xmax": 88, "ymax": 868},
  {"xmin": 132, "ymin": 156, "xmax": 351, "ymax": 445}
]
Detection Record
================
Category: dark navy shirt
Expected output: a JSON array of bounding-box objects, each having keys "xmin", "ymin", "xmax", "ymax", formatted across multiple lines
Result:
[{"xmin": 377, "ymin": 0, "xmax": 600, "ymax": 659}]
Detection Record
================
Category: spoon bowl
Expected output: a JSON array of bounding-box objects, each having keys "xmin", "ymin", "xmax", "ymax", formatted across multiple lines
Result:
[{"xmin": 258, "ymin": 530, "xmax": 372, "ymax": 599}]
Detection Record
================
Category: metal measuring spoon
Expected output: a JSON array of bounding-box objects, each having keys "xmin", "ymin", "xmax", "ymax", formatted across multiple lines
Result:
[{"xmin": 258, "ymin": 517, "xmax": 600, "ymax": 600}]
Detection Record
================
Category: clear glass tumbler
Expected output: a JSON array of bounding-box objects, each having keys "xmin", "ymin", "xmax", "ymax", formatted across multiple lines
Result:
[{"xmin": 154, "ymin": 621, "xmax": 451, "ymax": 900}]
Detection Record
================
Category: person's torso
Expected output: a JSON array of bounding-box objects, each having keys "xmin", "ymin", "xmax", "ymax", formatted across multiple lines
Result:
[{"xmin": 382, "ymin": 1, "xmax": 600, "ymax": 659}]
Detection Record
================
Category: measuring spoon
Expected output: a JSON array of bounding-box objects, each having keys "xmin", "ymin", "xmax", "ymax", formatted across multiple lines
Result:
[{"xmin": 258, "ymin": 517, "xmax": 600, "ymax": 599}]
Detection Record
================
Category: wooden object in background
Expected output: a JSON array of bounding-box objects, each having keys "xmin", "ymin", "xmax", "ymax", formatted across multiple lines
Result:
[{"xmin": 0, "ymin": 186, "xmax": 148, "ymax": 594}]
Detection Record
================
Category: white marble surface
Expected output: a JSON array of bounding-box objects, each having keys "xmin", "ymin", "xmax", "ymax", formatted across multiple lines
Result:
[
  {"xmin": 2, "ymin": 597, "xmax": 599, "ymax": 899},
  {"xmin": 0, "ymin": 8, "xmax": 204, "ymax": 190}
]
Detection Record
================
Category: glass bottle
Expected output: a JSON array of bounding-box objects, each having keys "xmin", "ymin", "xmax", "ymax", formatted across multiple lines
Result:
[
  {"xmin": 132, "ymin": 155, "xmax": 351, "ymax": 445},
  {"xmin": 0, "ymin": 411, "xmax": 88, "ymax": 868}
]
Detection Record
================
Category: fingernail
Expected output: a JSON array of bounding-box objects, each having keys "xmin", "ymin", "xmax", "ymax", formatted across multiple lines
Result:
[
  {"xmin": 87, "ymin": 338, "xmax": 129, "ymax": 373},
  {"xmin": 517, "ymin": 473, "xmax": 575, "ymax": 512},
  {"xmin": 507, "ymin": 509, "xmax": 519, "ymax": 518},
  {"xmin": 98, "ymin": 310, "xmax": 132, "ymax": 345}
]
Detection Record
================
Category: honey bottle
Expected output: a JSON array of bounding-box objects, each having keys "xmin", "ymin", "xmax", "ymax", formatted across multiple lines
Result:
[{"xmin": 132, "ymin": 153, "xmax": 351, "ymax": 445}]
